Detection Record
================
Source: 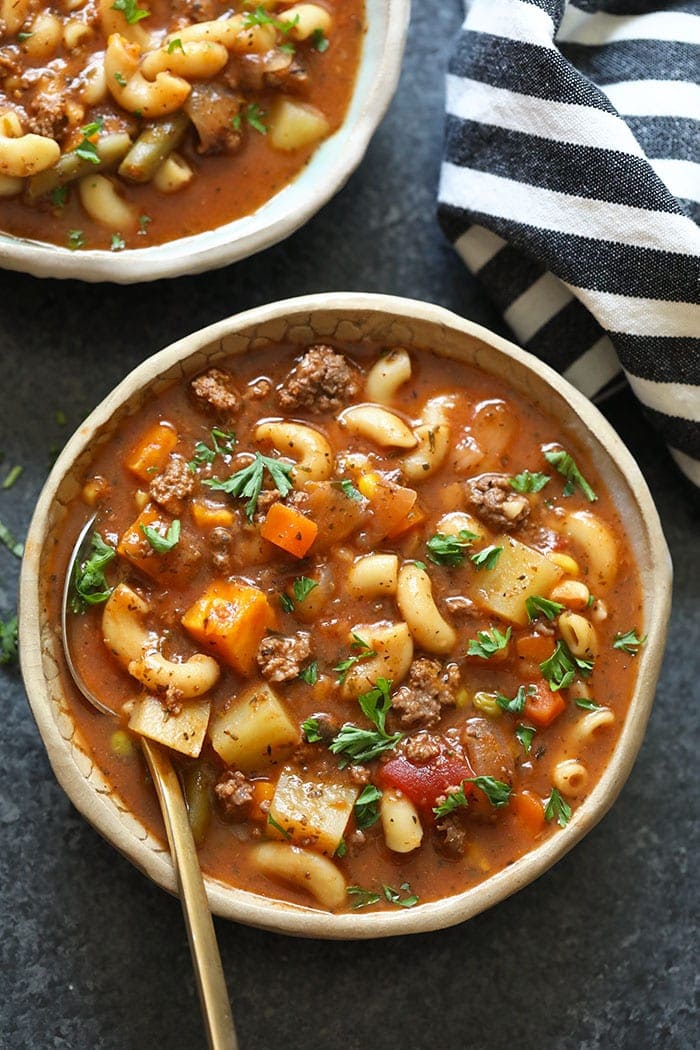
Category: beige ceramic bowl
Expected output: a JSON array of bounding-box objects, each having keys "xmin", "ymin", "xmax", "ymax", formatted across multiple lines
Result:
[
  {"xmin": 0, "ymin": 1, "xmax": 409, "ymax": 283},
  {"xmin": 20, "ymin": 293, "xmax": 672, "ymax": 938}
]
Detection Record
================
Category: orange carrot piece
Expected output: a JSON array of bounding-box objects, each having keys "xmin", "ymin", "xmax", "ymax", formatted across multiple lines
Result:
[
  {"xmin": 182, "ymin": 580, "xmax": 276, "ymax": 675},
  {"xmin": 524, "ymin": 682, "xmax": 566, "ymax": 728},
  {"xmin": 117, "ymin": 505, "xmax": 181, "ymax": 584},
  {"xmin": 191, "ymin": 500, "xmax": 235, "ymax": 530},
  {"xmin": 125, "ymin": 422, "xmax": 177, "ymax": 482},
  {"xmin": 516, "ymin": 632, "xmax": 555, "ymax": 664},
  {"xmin": 260, "ymin": 502, "xmax": 318, "ymax": 558},
  {"xmin": 386, "ymin": 502, "xmax": 426, "ymax": 540},
  {"xmin": 512, "ymin": 791, "xmax": 546, "ymax": 837},
  {"xmin": 250, "ymin": 781, "xmax": 275, "ymax": 822}
]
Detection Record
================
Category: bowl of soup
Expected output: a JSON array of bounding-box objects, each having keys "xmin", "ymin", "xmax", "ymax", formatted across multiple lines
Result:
[
  {"xmin": 0, "ymin": 1, "xmax": 408, "ymax": 281},
  {"xmin": 19, "ymin": 293, "xmax": 671, "ymax": 937}
]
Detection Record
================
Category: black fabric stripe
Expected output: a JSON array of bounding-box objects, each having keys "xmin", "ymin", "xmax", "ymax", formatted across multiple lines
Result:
[
  {"xmin": 592, "ymin": 375, "xmax": 628, "ymax": 405},
  {"xmin": 575, "ymin": 1, "xmax": 699, "ymax": 14},
  {"xmin": 624, "ymin": 116, "xmax": 699, "ymax": 163},
  {"xmin": 524, "ymin": 298, "xmax": 606, "ymax": 370},
  {"xmin": 438, "ymin": 205, "xmax": 700, "ymax": 301},
  {"xmin": 473, "ymin": 244, "xmax": 549, "ymax": 312},
  {"xmin": 450, "ymin": 31, "xmax": 617, "ymax": 111},
  {"xmin": 609, "ymin": 334, "xmax": 700, "ymax": 385},
  {"xmin": 678, "ymin": 198, "xmax": 700, "ymax": 224},
  {"xmin": 520, "ymin": 0, "xmax": 564, "ymax": 15},
  {"xmin": 640, "ymin": 406, "xmax": 700, "ymax": 458},
  {"xmin": 559, "ymin": 39, "xmax": 699, "ymax": 86},
  {"xmin": 444, "ymin": 115, "xmax": 681, "ymax": 213}
]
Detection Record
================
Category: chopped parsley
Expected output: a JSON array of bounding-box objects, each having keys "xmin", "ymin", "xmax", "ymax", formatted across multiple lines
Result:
[
  {"xmin": 138, "ymin": 214, "xmax": 152, "ymax": 235},
  {"xmin": 330, "ymin": 678, "xmax": 402, "ymax": 766},
  {"xmin": 540, "ymin": 640, "xmax": 593, "ymax": 691},
  {"xmin": 333, "ymin": 632, "xmax": 376, "ymax": 685},
  {"xmin": 111, "ymin": 0, "xmax": 150, "ymax": 25},
  {"xmin": 243, "ymin": 5, "xmax": 298, "ymax": 34},
  {"xmin": 0, "ymin": 614, "xmax": 18, "ymax": 665},
  {"xmin": 67, "ymin": 229, "xmax": 85, "ymax": 251},
  {"xmin": 525, "ymin": 594, "xmax": 566, "ymax": 622},
  {"xmin": 496, "ymin": 684, "xmax": 535, "ymax": 714},
  {"xmin": 466, "ymin": 776, "xmax": 512, "ymax": 808},
  {"xmin": 545, "ymin": 787, "xmax": 571, "ymax": 827},
  {"xmin": 140, "ymin": 518, "xmax": 180, "ymax": 553},
  {"xmin": 203, "ymin": 451, "xmax": 293, "ymax": 522},
  {"xmin": 515, "ymin": 723, "xmax": 537, "ymax": 753},
  {"xmin": 110, "ymin": 233, "xmax": 125, "ymax": 252},
  {"xmin": 335, "ymin": 478, "xmax": 363, "ymax": 502},
  {"xmin": 509, "ymin": 470, "xmax": 550, "ymax": 493},
  {"xmin": 0, "ymin": 518, "xmax": 24, "ymax": 558},
  {"xmin": 75, "ymin": 117, "xmax": 104, "ymax": 164},
  {"xmin": 347, "ymin": 882, "xmax": 419, "ymax": 909},
  {"xmin": 301, "ymin": 717, "xmax": 323, "ymax": 743},
  {"xmin": 114, "ymin": 71, "xmax": 127, "ymax": 87},
  {"xmin": 293, "ymin": 576, "xmax": 318, "ymax": 603},
  {"xmin": 382, "ymin": 882, "xmax": 419, "ymax": 908},
  {"xmin": 267, "ymin": 814, "xmax": 291, "ymax": 840},
  {"xmin": 347, "ymin": 886, "xmax": 381, "ymax": 909},
  {"xmin": 188, "ymin": 427, "xmax": 236, "ymax": 471},
  {"xmin": 426, "ymin": 529, "xmax": 477, "ymax": 566},
  {"xmin": 245, "ymin": 102, "xmax": 267, "ymax": 134},
  {"xmin": 433, "ymin": 784, "xmax": 470, "ymax": 818},
  {"xmin": 467, "ymin": 626, "xmax": 511, "ymax": 660},
  {"xmin": 575, "ymin": 697, "xmax": 601, "ymax": 711},
  {"xmin": 71, "ymin": 532, "xmax": 116, "ymax": 613},
  {"xmin": 334, "ymin": 838, "xmax": 346, "ymax": 858},
  {"xmin": 50, "ymin": 185, "xmax": 68, "ymax": 209},
  {"xmin": 2, "ymin": 465, "xmax": 23, "ymax": 490},
  {"xmin": 354, "ymin": 784, "xmax": 382, "ymax": 830},
  {"xmin": 613, "ymin": 629, "xmax": 647, "ymax": 655},
  {"xmin": 544, "ymin": 447, "xmax": 597, "ymax": 502},
  {"xmin": 279, "ymin": 593, "xmax": 295, "ymax": 613},
  {"xmin": 311, "ymin": 27, "xmax": 329, "ymax": 52},
  {"xmin": 470, "ymin": 544, "xmax": 503, "ymax": 571},
  {"xmin": 17, "ymin": 31, "xmax": 34, "ymax": 41},
  {"xmin": 299, "ymin": 660, "xmax": 318, "ymax": 686},
  {"xmin": 167, "ymin": 37, "xmax": 185, "ymax": 54}
]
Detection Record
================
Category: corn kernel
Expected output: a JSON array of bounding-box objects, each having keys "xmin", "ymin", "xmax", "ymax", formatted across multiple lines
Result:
[
  {"xmin": 549, "ymin": 552, "xmax": 579, "ymax": 576},
  {"xmin": 472, "ymin": 691, "xmax": 502, "ymax": 717}
]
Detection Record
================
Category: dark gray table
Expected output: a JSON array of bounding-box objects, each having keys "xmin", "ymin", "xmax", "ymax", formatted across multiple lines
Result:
[{"xmin": 1, "ymin": 6, "xmax": 697, "ymax": 1048}]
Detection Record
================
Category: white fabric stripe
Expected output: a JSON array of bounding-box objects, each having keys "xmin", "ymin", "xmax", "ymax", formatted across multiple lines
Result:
[
  {"xmin": 454, "ymin": 225, "xmax": 507, "ymax": 273},
  {"xmin": 558, "ymin": 7, "xmax": 700, "ymax": 45},
  {"xmin": 446, "ymin": 74, "xmax": 645, "ymax": 158},
  {"xmin": 625, "ymin": 374, "xmax": 700, "ymax": 423},
  {"xmin": 563, "ymin": 336, "xmax": 621, "ymax": 397},
  {"xmin": 650, "ymin": 158, "xmax": 700, "ymax": 205},
  {"xmin": 464, "ymin": 0, "xmax": 555, "ymax": 48},
  {"xmin": 669, "ymin": 447, "xmax": 700, "ymax": 486},
  {"xmin": 439, "ymin": 164, "xmax": 700, "ymax": 254},
  {"xmin": 566, "ymin": 287, "xmax": 700, "ymax": 338},
  {"xmin": 600, "ymin": 80, "xmax": 700, "ymax": 119},
  {"xmin": 503, "ymin": 272, "xmax": 573, "ymax": 343}
]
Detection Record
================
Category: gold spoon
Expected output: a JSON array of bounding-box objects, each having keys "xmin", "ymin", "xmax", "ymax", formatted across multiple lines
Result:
[{"xmin": 62, "ymin": 513, "xmax": 238, "ymax": 1050}]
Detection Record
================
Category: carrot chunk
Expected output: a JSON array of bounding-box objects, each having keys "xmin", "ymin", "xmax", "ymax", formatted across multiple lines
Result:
[
  {"xmin": 191, "ymin": 500, "xmax": 235, "ymax": 530},
  {"xmin": 250, "ymin": 781, "xmax": 275, "ymax": 823},
  {"xmin": 118, "ymin": 505, "xmax": 183, "ymax": 583},
  {"xmin": 516, "ymin": 631, "xmax": 555, "ymax": 664},
  {"xmin": 524, "ymin": 682, "xmax": 566, "ymax": 728},
  {"xmin": 511, "ymin": 791, "xmax": 546, "ymax": 836},
  {"xmin": 260, "ymin": 502, "xmax": 318, "ymax": 558},
  {"xmin": 182, "ymin": 580, "xmax": 276, "ymax": 675},
  {"xmin": 125, "ymin": 422, "xmax": 177, "ymax": 482}
]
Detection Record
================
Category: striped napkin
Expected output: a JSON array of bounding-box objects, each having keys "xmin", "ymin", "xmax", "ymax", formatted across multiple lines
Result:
[{"xmin": 438, "ymin": 0, "xmax": 700, "ymax": 488}]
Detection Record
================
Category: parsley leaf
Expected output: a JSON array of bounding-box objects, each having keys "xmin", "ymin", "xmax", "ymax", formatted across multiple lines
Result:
[
  {"xmin": 354, "ymin": 784, "xmax": 382, "ymax": 830},
  {"xmin": 279, "ymin": 593, "xmax": 294, "ymax": 613},
  {"xmin": 545, "ymin": 787, "xmax": 571, "ymax": 827},
  {"xmin": 311, "ymin": 26, "xmax": 329, "ymax": 51},
  {"xmin": 110, "ymin": 233, "xmax": 125, "ymax": 252},
  {"xmin": 138, "ymin": 214, "xmax": 151, "ymax": 235},
  {"xmin": 383, "ymin": 882, "xmax": 419, "ymax": 908},
  {"xmin": 293, "ymin": 576, "xmax": 318, "ymax": 603},
  {"xmin": 467, "ymin": 626, "xmax": 511, "ymax": 660},
  {"xmin": 71, "ymin": 532, "xmax": 115, "ymax": 613},
  {"xmin": 140, "ymin": 519, "xmax": 180, "ymax": 553},
  {"xmin": 299, "ymin": 660, "xmax": 318, "ymax": 686},
  {"xmin": 509, "ymin": 470, "xmax": 550, "ymax": 493},
  {"xmin": 0, "ymin": 614, "xmax": 18, "ymax": 665},
  {"xmin": 245, "ymin": 102, "xmax": 267, "ymax": 134},
  {"xmin": 470, "ymin": 545, "xmax": 503, "ymax": 571},
  {"xmin": 433, "ymin": 784, "xmax": 470, "ymax": 818},
  {"xmin": 301, "ymin": 717, "xmax": 323, "ymax": 743},
  {"xmin": 333, "ymin": 632, "xmax": 376, "ymax": 685},
  {"xmin": 0, "ymin": 518, "xmax": 23, "ymax": 558},
  {"xmin": 466, "ymin": 776, "xmax": 512, "ymax": 808},
  {"xmin": 51, "ymin": 185, "xmax": 68, "ymax": 209},
  {"xmin": 188, "ymin": 427, "xmax": 236, "ymax": 471},
  {"xmin": 540, "ymin": 639, "xmax": 593, "ymax": 691},
  {"xmin": 334, "ymin": 479, "xmax": 363, "ymax": 502},
  {"xmin": 575, "ymin": 697, "xmax": 601, "ymax": 711},
  {"xmin": 330, "ymin": 679, "xmax": 402, "ymax": 766},
  {"xmin": 113, "ymin": 71, "xmax": 127, "ymax": 87},
  {"xmin": 544, "ymin": 447, "xmax": 597, "ymax": 501},
  {"xmin": 515, "ymin": 723, "xmax": 536, "ymax": 753},
  {"xmin": 75, "ymin": 117, "xmax": 104, "ymax": 164},
  {"xmin": 334, "ymin": 838, "xmax": 346, "ymax": 858},
  {"xmin": 347, "ymin": 886, "xmax": 382, "ymax": 909},
  {"xmin": 525, "ymin": 594, "xmax": 566, "ymax": 622},
  {"xmin": 67, "ymin": 229, "xmax": 85, "ymax": 251},
  {"xmin": 111, "ymin": 0, "xmax": 150, "ymax": 25},
  {"xmin": 357, "ymin": 677, "xmax": 392, "ymax": 734},
  {"xmin": 243, "ymin": 4, "xmax": 298, "ymax": 34},
  {"xmin": 267, "ymin": 814, "xmax": 291, "ymax": 840},
  {"xmin": 204, "ymin": 451, "xmax": 293, "ymax": 522},
  {"xmin": 167, "ymin": 37, "xmax": 185, "ymax": 54},
  {"xmin": 613, "ymin": 629, "xmax": 647, "ymax": 655},
  {"xmin": 496, "ymin": 684, "xmax": 535, "ymax": 714},
  {"xmin": 426, "ymin": 529, "xmax": 477, "ymax": 566}
]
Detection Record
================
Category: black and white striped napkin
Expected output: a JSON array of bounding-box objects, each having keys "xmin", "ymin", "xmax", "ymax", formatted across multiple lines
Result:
[{"xmin": 438, "ymin": 0, "xmax": 700, "ymax": 487}]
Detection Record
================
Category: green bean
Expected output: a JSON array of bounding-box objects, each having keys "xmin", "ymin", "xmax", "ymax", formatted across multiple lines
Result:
[
  {"xmin": 118, "ymin": 112, "xmax": 189, "ymax": 184},
  {"xmin": 182, "ymin": 762, "xmax": 215, "ymax": 848},
  {"xmin": 24, "ymin": 133, "xmax": 132, "ymax": 203}
]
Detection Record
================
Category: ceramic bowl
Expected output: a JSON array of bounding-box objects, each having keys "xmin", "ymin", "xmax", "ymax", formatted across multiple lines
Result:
[
  {"xmin": 19, "ymin": 293, "xmax": 672, "ymax": 938},
  {"xmin": 0, "ymin": 1, "xmax": 409, "ymax": 283}
]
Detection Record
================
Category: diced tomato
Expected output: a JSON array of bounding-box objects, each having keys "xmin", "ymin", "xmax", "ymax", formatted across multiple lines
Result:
[
  {"xmin": 523, "ymin": 682, "xmax": 566, "ymax": 728},
  {"xmin": 379, "ymin": 750, "xmax": 474, "ymax": 812}
]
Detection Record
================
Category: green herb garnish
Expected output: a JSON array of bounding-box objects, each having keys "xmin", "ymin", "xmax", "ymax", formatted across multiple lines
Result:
[
  {"xmin": 301, "ymin": 717, "xmax": 323, "ymax": 743},
  {"xmin": 311, "ymin": 27, "xmax": 329, "ymax": 51},
  {"xmin": 335, "ymin": 479, "xmax": 363, "ymax": 502},
  {"xmin": 509, "ymin": 470, "xmax": 550, "ymax": 493},
  {"xmin": 613, "ymin": 629, "xmax": 647, "ymax": 655},
  {"xmin": 354, "ymin": 784, "xmax": 382, "ymax": 830},
  {"xmin": 71, "ymin": 532, "xmax": 115, "ymax": 612},
  {"xmin": 67, "ymin": 229, "xmax": 85, "ymax": 251},
  {"xmin": 111, "ymin": 0, "xmax": 150, "ymax": 25},
  {"xmin": 575, "ymin": 697, "xmax": 601, "ymax": 711},
  {"xmin": 496, "ymin": 684, "xmax": 535, "ymax": 714},
  {"xmin": 470, "ymin": 544, "xmax": 503, "ymax": 571},
  {"xmin": 544, "ymin": 447, "xmax": 597, "ymax": 501},
  {"xmin": 540, "ymin": 640, "xmax": 593, "ymax": 691},
  {"xmin": 515, "ymin": 723, "xmax": 536, "ymax": 753},
  {"xmin": 525, "ymin": 594, "xmax": 566, "ymax": 622},
  {"xmin": 293, "ymin": 577, "xmax": 318, "ymax": 603},
  {"xmin": 426, "ymin": 529, "xmax": 477, "ymax": 566},
  {"xmin": 466, "ymin": 776, "xmax": 512, "ymax": 808},
  {"xmin": 75, "ymin": 117, "xmax": 104, "ymax": 164},
  {"xmin": 330, "ymin": 678, "xmax": 402, "ymax": 766},
  {"xmin": 467, "ymin": 626, "xmax": 511, "ymax": 660},
  {"xmin": 333, "ymin": 632, "xmax": 376, "ymax": 685},
  {"xmin": 245, "ymin": 102, "xmax": 267, "ymax": 134},
  {"xmin": 433, "ymin": 784, "xmax": 470, "ymax": 818},
  {"xmin": 140, "ymin": 519, "xmax": 180, "ymax": 553},
  {"xmin": 267, "ymin": 814, "xmax": 291, "ymax": 840},
  {"xmin": 204, "ymin": 451, "xmax": 293, "ymax": 522},
  {"xmin": 299, "ymin": 660, "xmax": 318, "ymax": 686},
  {"xmin": 545, "ymin": 787, "xmax": 571, "ymax": 827},
  {"xmin": 188, "ymin": 427, "xmax": 236, "ymax": 471},
  {"xmin": 110, "ymin": 233, "xmax": 125, "ymax": 252},
  {"xmin": 167, "ymin": 37, "xmax": 185, "ymax": 54},
  {"xmin": 347, "ymin": 885, "xmax": 382, "ymax": 909}
]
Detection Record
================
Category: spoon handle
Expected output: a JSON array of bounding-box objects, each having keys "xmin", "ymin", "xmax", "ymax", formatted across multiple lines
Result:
[{"xmin": 143, "ymin": 739, "xmax": 238, "ymax": 1050}]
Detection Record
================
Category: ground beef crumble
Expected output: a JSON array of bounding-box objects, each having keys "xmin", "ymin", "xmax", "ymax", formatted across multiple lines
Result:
[
  {"xmin": 464, "ymin": 473, "xmax": 530, "ymax": 531},
  {"xmin": 277, "ymin": 345, "xmax": 361, "ymax": 415},
  {"xmin": 191, "ymin": 367, "xmax": 241, "ymax": 417},
  {"xmin": 391, "ymin": 658, "xmax": 460, "ymax": 729},
  {"xmin": 149, "ymin": 454, "xmax": 195, "ymax": 515},
  {"xmin": 399, "ymin": 731, "xmax": 443, "ymax": 765},
  {"xmin": 215, "ymin": 770, "xmax": 254, "ymax": 819},
  {"xmin": 257, "ymin": 632, "xmax": 312, "ymax": 682}
]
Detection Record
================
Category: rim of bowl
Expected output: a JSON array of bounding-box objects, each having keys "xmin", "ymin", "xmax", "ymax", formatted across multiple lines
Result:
[
  {"xmin": 19, "ymin": 292, "xmax": 672, "ymax": 938},
  {"xmin": 0, "ymin": 1, "xmax": 410, "ymax": 284}
]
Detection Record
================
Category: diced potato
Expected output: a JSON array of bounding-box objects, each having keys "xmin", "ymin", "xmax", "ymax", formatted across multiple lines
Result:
[
  {"xmin": 268, "ymin": 767, "xmax": 359, "ymax": 855},
  {"xmin": 128, "ymin": 694, "xmax": 210, "ymax": 757},
  {"xmin": 468, "ymin": 534, "xmax": 563, "ymax": 626},
  {"xmin": 182, "ymin": 580, "xmax": 276, "ymax": 675},
  {"xmin": 268, "ymin": 98, "xmax": 330, "ymax": 151},
  {"xmin": 208, "ymin": 683, "xmax": 300, "ymax": 771},
  {"xmin": 125, "ymin": 421, "xmax": 178, "ymax": 481}
]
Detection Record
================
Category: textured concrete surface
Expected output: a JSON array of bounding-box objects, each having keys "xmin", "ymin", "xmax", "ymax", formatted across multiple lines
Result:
[{"xmin": 1, "ymin": 4, "xmax": 698, "ymax": 1049}]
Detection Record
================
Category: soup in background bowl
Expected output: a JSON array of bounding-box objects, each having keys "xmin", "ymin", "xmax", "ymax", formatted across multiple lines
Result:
[{"xmin": 19, "ymin": 293, "xmax": 671, "ymax": 938}]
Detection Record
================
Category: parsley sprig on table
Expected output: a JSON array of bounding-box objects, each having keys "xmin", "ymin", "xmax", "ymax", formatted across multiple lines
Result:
[
  {"xmin": 0, "ymin": 614, "xmax": 18, "ymax": 665},
  {"xmin": 204, "ymin": 451, "xmax": 293, "ymax": 522}
]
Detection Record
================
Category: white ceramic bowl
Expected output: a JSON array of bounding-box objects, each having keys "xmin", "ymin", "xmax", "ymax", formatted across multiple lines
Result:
[
  {"xmin": 0, "ymin": 2, "xmax": 409, "ymax": 283},
  {"xmin": 20, "ymin": 293, "xmax": 672, "ymax": 938}
]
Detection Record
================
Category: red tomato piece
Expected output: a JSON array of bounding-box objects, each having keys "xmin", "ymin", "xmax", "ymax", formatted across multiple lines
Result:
[{"xmin": 379, "ymin": 750, "xmax": 474, "ymax": 812}]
